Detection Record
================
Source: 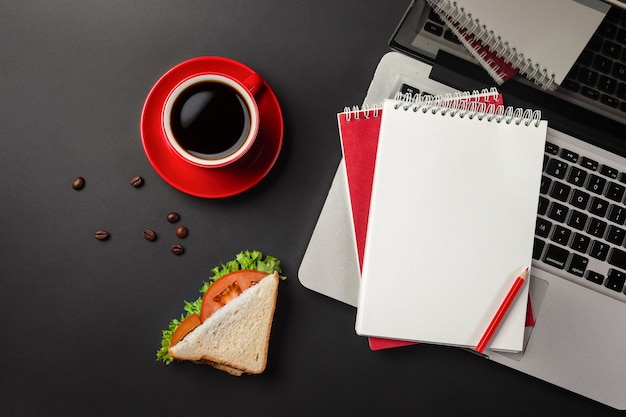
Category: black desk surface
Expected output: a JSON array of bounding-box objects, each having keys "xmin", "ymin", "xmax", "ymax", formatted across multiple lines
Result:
[{"xmin": 1, "ymin": 2, "xmax": 623, "ymax": 416}]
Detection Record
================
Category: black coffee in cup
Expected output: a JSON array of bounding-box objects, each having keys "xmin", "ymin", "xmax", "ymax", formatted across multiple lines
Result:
[{"xmin": 169, "ymin": 81, "xmax": 251, "ymax": 159}]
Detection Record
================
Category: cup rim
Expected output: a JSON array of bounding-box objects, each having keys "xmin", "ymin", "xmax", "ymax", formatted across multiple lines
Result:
[{"xmin": 162, "ymin": 73, "xmax": 260, "ymax": 168}]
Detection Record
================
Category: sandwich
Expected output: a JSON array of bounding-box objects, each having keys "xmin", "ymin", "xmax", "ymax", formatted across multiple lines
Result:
[
  {"xmin": 157, "ymin": 250, "xmax": 283, "ymax": 375},
  {"xmin": 170, "ymin": 271, "xmax": 279, "ymax": 375}
]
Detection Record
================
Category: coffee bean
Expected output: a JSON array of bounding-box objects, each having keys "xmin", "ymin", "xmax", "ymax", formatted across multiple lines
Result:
[
  {"xmin": 167, "ymin": 212, "xmax": 180, "ymax": 223},
  {"xmin": 175, "ymin": 226, "xmax": 188, "ymax": 238},
  {"xmin": 130, "ymin": 176, "xmax": 144, "ymax": 187},
  {"xmin": 72, "ymin": 176, "xmax": 85, "ymax": 190},
  {"xmin": 171, "ymin": 244, "xmax": 185, "ymax": 255},
  {"xmin": 94, "ymin": 230, "xmax": 110, "ymax": 240},
  {"xmin": 143, "ymin": 229, "xmax": 157, "ymax": 241}
]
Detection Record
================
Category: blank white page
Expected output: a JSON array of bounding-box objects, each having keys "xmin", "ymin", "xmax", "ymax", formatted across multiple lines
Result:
[{"xmin": 355, "ymin": 99, "xmax": 547, "ymax": 351}]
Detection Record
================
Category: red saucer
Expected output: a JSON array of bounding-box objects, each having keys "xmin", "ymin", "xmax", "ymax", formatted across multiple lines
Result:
[{"xmin": 140, "ymin": 56, "xmax": 284, "ymax": 198}]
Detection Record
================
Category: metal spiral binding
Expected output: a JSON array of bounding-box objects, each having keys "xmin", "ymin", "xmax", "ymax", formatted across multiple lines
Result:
[
  {"xmin": 392, "ymin": 92, "xmax": 543, "ymax": 127},
  {"xmin": 343, "ymin": 88, "xmax": 499, "ymax": 121},
  {"xmin": 343, "ymin": 103, "xmax": 381, "ymax": 122},
  {"xmin": 430, "ymin": 0, "xmax": 556, "ymax": 90}
]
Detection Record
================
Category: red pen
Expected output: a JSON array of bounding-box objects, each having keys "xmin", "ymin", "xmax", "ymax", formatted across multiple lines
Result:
[{"xmin": 476, "ymin": 267, "xmax": 529, "ymax": 353}]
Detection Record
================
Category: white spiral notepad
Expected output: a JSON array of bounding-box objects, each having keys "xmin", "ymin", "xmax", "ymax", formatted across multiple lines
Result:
[
  {"xmin": 427, "ymin": 0, "xmax": 609, "ymax": 89},
  {"xmin": 355, "ymin": 97, "xmax": 548, "ymax": 351}
]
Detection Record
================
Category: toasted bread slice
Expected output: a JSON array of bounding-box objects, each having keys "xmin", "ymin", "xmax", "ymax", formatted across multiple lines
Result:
[
  {"xmin": 202, "ymin": 360, "xmax": 245, "ymax": 376},
  {"xmin": 169, "ymin": 271, "xmax": 279, "ymax": 374}
]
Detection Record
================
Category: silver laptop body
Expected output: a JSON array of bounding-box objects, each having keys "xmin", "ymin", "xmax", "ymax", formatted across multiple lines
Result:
[{"xmin": 299, "ymin": 1, "xmax": 626, "ymax": 409}]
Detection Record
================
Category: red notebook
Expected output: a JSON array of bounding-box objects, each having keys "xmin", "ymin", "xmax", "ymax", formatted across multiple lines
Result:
[
  {"xmin": 338, "ymin": 91, "xmax": 533, "ymax": 350},
  {"xmin": 440, "ymin": 15, "xmax": 519, "ymax": 85}
]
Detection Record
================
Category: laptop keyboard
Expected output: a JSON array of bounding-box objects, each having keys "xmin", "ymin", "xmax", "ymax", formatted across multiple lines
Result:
[
  {"xmin": 418, "ymin": 6, "xmax": 626, "ymax": 299},
  {"xmin": 535, "ymin": 133, "xmax": 626, "ymax": 301},
  {"xmin": 562, "ymin": 7, "xmax": 626, "ymax": 114}
]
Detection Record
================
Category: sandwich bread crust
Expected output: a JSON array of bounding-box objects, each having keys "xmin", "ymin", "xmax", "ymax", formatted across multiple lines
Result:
[{"xmin": 169, "ymin": 271, "xmax": 279, "ymax": 374}]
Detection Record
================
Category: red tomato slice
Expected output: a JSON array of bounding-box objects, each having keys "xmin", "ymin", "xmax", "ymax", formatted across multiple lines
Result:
[
  {"xmin": 170, "ymin": 313, "xmax": 201, "ymax": 347},
  {"xmin": 200, "ymin": 270, "xmax": 269, "ymax": 322}
]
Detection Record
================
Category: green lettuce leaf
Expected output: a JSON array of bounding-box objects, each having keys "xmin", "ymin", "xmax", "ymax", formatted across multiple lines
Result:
[{"xmin": 156, "ymin": 250, "xmax": 283, "ymax": 364}]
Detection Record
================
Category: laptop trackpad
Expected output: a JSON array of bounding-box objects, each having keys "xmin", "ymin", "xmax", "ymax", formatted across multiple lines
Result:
[
  {"xmin": 488, "ymin": 270, "xmax": 626, "ymax": 409},
  {"xmin": 497, "ymin": 276, "xmax": 549, "ymax": 361}
]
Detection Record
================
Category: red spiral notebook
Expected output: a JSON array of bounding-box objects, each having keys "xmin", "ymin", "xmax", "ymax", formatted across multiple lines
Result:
[
  {"xmin": 337, "ymin": 90, "xmax": 535, "ymax": 350},
  {"xmin": 441, "ymin": 17, "xmax": 518, "ymax": 85}
]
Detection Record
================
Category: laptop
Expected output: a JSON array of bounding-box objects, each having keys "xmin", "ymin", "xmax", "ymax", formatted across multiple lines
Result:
[{"xmin": 299, "ymin": 0, "xmax": 626, "ymax": 409}]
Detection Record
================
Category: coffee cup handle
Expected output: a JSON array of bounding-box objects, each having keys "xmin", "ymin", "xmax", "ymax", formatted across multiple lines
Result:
[{"xmin": 242, "ymin": 72, "xmax": 264, "ymax": 96}]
